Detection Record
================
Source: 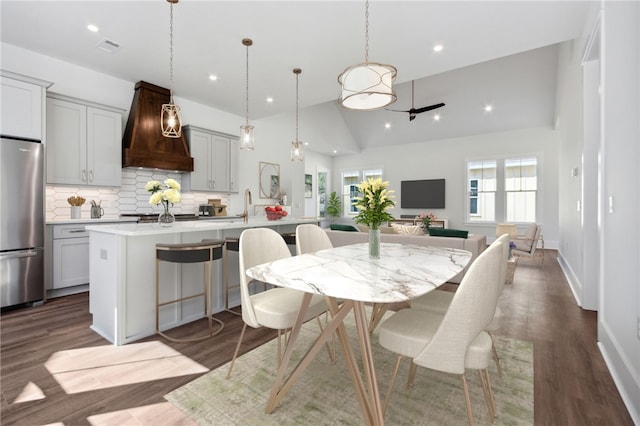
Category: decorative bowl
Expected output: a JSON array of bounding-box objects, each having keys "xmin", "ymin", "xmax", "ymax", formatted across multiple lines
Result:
[{"xmin": 265, "ymin": 206, "xmax": 288, "ymax": 221}]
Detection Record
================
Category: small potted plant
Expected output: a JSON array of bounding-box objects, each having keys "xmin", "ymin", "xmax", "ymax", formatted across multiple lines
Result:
[
  {"xmin": 326, "ymin": 191, "xmax": 342, "ymax": 223},
  {"xmin": 416, "ymin": 211, "xmax": 437, "ymax": 234}
]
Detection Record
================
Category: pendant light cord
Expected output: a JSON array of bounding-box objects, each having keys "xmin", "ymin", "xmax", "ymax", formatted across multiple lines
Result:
[
  {"xmin": 295, "ymin": 71, "xmax": 299, "ymax": 141},
  {"xmin": 245, "ymin": 42, "xmax": 249, "ymax": 126},
  {"xmin": 364, "ymin": 0, "xmax": 369, "ymax": 63},
  {"xmin": 169, "ymin": 1, "xmax": 175, "ymax": 103}
]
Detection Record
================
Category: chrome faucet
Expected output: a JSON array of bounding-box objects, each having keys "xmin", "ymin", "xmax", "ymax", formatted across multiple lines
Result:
[{"xmin": 242, "ymin": 188, "xmax": 252, "ymax": 223}]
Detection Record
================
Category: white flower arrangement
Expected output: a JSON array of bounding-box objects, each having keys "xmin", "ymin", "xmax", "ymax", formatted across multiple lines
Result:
[{"xmin": 146, "ymin": 179, "xmax": 182, "ymax": 212}]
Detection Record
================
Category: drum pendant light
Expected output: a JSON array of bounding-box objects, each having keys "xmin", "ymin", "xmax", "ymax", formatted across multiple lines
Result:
[{"xmin": 337, "ymin": 0, "xmax": 397, "ymax": 110}]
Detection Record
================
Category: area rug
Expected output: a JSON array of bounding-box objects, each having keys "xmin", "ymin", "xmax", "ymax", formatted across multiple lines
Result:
[{"xmin": 166, "ymin": 313, "xmax": 533, "ymax": 425}]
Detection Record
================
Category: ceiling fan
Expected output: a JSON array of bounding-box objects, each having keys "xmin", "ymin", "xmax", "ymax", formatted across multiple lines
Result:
[{"xmin": 386, "ymin": 80, "xmax": 445, "ymax": 121}]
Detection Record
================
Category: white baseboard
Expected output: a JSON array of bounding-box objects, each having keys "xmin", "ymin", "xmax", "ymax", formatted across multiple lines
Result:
[{"xmin": 598, "ymin": 321, "xmax": 640, "ymax": 425}]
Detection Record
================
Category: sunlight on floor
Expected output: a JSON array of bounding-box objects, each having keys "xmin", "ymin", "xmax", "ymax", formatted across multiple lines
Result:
[
  {"xmin": 12, "ymin": 381, "xmax": 45, "ymax": 403},
  {"xmin": 44, "ymin": 341, "xmax": 209, "ymax": 394},
  {"xmin": 87, "ymin": 402, "xmax": 195, "ymax": 426}
]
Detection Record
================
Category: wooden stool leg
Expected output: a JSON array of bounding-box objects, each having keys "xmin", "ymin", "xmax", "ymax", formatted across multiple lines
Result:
[{"xmin": 224, "ymin": 243, "xmax": 241, "ymax": 315}]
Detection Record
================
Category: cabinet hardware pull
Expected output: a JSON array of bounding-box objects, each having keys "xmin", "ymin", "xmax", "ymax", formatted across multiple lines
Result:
[
  {"xmin": 89, "ymin": 170, "xmax": 94, "ymax": 182},
  {"xmin": 82, "ymin": 169, "xmax": 86, "ymax": 182},
  {"xmin": 68, "ymin": 229, "xmax": 87, "ymax": 233}
]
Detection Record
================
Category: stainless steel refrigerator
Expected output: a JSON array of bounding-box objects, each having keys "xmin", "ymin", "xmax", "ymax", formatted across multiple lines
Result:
[{"xmin": 0, "ymin": 136, "xmax": 45, "ymax": 308}]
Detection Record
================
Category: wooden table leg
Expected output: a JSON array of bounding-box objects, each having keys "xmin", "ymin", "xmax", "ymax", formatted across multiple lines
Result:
[
  {"xmin": 368, "ymin": 303, "xmax": 389, "ymax": 334},
  {"xmin": 264, "ymin": 296, "xmax": 378, "ymax": 425},
  {"xmin": 354, "ymin": 301, "xmax": 385, "ymax": 425}
]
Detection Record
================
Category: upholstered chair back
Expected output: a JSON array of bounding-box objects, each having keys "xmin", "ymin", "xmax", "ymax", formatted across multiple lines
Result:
[
  {"xmin": 296, "ymin": 224, "xmax": 333, "ymax": 255},
  {"xmin": 413, "ymin": 241, "xmax": 503, "ymax": 374},
  {"xmin": 238, "ymin": 228, "xmax": 292, "ymax": 328}
]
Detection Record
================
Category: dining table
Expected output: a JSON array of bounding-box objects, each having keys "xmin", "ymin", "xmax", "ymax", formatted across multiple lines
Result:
[{"xmin": 246, "ymin": 242, "xmax": 472, "ymax": 426}]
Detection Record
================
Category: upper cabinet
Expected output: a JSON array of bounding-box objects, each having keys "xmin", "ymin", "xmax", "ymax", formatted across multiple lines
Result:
[
  {"xmin": 46, "ymin": 94, "xmax": 123, "ymax": 187},
  {"xmin": 183, "ymin": 125, "xmax": 239, "ymax": 193},
  {"xmin": 0, "ymin": 73, "xmax": 51, "ymax": 140}
]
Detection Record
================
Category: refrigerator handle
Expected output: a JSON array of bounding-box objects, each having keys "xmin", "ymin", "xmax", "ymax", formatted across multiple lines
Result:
[{"xmin": 0, "ymin": 250, "xmax": 40, "ymax": 260}]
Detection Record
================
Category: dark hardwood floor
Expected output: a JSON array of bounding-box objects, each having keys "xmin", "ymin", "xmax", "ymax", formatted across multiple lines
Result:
[{"xmin": 1, "ymin": 250, "xmax": 634, "ymax": 425}]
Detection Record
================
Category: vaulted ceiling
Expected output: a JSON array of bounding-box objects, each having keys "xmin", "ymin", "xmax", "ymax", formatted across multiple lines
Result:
[{"xmin": 0, "ymin": 1, "xmax": 594, "ymax": 155}]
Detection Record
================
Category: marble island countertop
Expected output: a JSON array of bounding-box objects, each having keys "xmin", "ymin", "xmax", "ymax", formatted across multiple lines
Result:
[
  {"xmin": 85, "ymin": 216, "xmax": 320, "ymax": 236},
  {"xmin": 46, "ymin": 216, "xmax": 138, "ymax": 225}
]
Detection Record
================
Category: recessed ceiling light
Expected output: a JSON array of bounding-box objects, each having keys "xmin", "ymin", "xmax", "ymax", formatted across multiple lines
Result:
[
  {"xmin": 266, "ymin": 97, "xmax": 274, "ymax": 103},
  {"xmin": 87, "ymin": 24, "xmax": 99, "ymax": 33},
  {"xmin": 384, "ymin": 123, "xmax": 391, "ymax": 129},
  {"xmin": 208, "ymin": 74, "xmax": 218, "ymax": 81},
  {"xmin": 333, "ymin": 150, "xmax": 337, "ymax": 154},
  {"xmin": 433, "ymin": 44, "xmax": 443, "ymax": 52},
  {"xmin": 484, "ymin": 105, "xmax": 493, "ymax": 112},
  {"xmin": 433, "ymin": 114, "xmax": 441, "ymax": 121},
  {"xmin": 304, "ymin": 142, "xmax": 309, "ymax": 146}
]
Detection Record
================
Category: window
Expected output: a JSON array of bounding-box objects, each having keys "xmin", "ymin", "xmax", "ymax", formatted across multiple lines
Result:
[
  {"xmin": 341, "ymin": 168, "xmax": 384, "ymax": 216},
  {"xmin": 466, "ymin": 157, "xmax": 537, "ymax": 223},
  {"xmin": 469, "ymin": 179, "xmax": 478, "ymax": 214},
  {"xmin": 505, "ymin": 157, "xmax": 537, "ymax": 222},
  {"xmin": 467, "ymin": 160, "xmax": 496, "ymax": 222}
]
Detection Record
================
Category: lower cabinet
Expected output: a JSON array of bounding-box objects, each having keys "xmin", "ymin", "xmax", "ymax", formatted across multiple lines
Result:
[{"xmin": 52, "ymin": 225, "xmax": 90, "ymax": 289}]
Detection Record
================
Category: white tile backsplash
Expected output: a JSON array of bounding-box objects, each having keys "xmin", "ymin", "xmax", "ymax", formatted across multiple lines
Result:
[{"xmin": 46, "ymin": 169, "xmax": 229, "ymax": 221}]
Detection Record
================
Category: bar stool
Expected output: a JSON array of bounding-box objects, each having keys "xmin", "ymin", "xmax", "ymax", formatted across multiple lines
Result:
[
  {"xmin": 155, "ymin": 240, "xmax": 224, "ymax": 342},
  {"xmin": 220, "ymin": 237, "xmax": 242, "ymax": 315},
  {"xmin": 280, "ymin": 232, "xmax": 296, "ymax": 246}
]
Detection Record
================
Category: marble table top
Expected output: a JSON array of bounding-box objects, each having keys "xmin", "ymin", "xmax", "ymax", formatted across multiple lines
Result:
[{"xmin": 246, "ymin": 242, "xmax": 472, "ymax": 304}]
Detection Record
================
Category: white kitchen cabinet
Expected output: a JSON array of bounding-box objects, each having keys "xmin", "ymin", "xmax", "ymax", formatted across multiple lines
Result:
[
  {"xmin": 0, "ymin": 73, "xmax": 50, "ymax": 140},
  {"xmin": 51, "ymin": 225, "xmax": 90, "ymax": 289},
  {"xmin": 183, "ymin": 125, "xmax": 239, "ymax": 193},
  {"xmin": 46, "ymin": 94, "xmax": 123, "ymax": 187}
]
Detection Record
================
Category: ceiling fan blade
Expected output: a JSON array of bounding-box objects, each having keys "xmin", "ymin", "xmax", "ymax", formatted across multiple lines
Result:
[
  {"xmin": 414, "ymin": 103, "xmax": 445, "ymax": 114},
  {"xmin": 385, "ymin": 108, "xmax": 412, "ymax": 113}
]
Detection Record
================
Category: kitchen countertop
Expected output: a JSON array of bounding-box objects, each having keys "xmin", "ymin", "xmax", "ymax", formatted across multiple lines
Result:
[{"xmin": 85, "ymin": 217, "xmax": 320, "ymax": 236}]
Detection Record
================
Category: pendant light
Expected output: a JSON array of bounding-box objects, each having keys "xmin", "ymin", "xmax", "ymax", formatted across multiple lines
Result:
[
  {"xmin": 161, "ymin": 0, "xmax": 182, "ymax": 138},
  {"xmin": 290, "ymin": 68, "xmax": 304, "ymax": 162},
  {"xmin": 337, "ymin": 0, "xmax": 397, "ymax": 110},
  {"xmin": 239, "ymin": 38, "xmax": 255, "ymax": 151}
]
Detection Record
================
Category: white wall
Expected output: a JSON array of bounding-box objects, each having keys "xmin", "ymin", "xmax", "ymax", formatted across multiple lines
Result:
[
  {"xmin": 596, "ymin": 1, "xmax": 640, "ymax": 422},
  {"xmin": 555, "ymin": 34, "xmax": 591, "ymax": 308},
  {"xmin": 332, "ymin": 127, "xmax": 560, "ymax": 248}
]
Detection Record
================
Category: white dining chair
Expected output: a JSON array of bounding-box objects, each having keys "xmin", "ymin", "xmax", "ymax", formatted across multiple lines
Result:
[
  {"xmin": 409, "ymin": 233, "xmax": 510, "ymax": 377},
  {"xmin": 378, "ymin": 241, "xmax": 504, "ymax": 426},
  {"xmin": 226, "ymin": 228, "xmax": 329, "ymax": 379},
  {"xmin": 295, "ymin": 223, "xmax": 333, "ymax": 255}
]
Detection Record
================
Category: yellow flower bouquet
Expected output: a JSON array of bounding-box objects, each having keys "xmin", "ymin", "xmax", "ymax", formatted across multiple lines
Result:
[
  {"xmin": 352, "ymin": 178, "xmax": 395, "ymax": 230},
  {"xmin": 352, "ymin": 178, "xmax": 395, "ymax": 259}
]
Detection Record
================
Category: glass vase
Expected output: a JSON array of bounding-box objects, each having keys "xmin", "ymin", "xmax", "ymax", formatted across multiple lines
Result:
[
  {"xmin": 369, "ymin": 228, "xmax": 381, "ymax": 259},
  {"xmin": 158, "ymin": 206, "xmax": 175, "ymax": 227}
]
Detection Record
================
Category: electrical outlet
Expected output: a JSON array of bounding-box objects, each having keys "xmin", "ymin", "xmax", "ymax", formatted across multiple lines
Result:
[{"xmin": 100, "ymin": 249, "xmax": 108, "ymax": 260}]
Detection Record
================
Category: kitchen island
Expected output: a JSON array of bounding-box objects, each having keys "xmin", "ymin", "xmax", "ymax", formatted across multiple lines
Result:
[{"xmin": 86, "ymin": 217, "xmax": 318, "ymax": 345}]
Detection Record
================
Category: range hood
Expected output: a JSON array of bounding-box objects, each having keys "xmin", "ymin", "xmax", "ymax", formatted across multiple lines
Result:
[{"xmin": 122, "ymin": 81, "xmax": 194, "ymax": 172}]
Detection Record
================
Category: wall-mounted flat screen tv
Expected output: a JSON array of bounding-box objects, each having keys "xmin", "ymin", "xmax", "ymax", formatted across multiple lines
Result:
[{"xmin": 400, "ymin": 179, "xmax": 445, "ymax": 209}]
